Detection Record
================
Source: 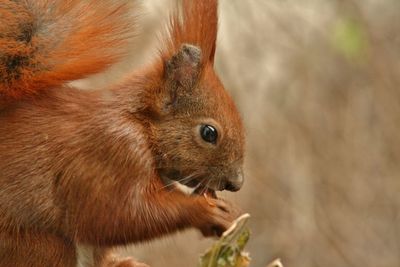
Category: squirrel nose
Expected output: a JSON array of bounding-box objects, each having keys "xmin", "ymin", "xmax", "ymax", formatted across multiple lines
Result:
[{"xmin": 224, "ymin": 169, "xmax": 244, "ymax": 192}]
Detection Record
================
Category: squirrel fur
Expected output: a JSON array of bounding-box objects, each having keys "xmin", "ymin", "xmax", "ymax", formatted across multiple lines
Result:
[{"xmin": 0, "ymin": 0, "xmax": 245, "ymax": 266}]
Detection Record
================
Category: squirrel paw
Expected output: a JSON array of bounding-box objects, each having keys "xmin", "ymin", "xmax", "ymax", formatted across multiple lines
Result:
[{"xmin": 198, "ymin": 198, "xmax": 242, "ymax": 237}]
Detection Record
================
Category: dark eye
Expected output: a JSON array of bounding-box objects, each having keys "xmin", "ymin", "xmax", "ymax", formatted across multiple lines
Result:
[{"xmin": 200, "ymin": 125, "xmax": 218, "ymax": 144}]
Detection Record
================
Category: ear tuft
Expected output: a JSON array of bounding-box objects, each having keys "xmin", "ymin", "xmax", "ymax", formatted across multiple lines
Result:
[{"xmin": 166, "ymin": 44, "xmax": 202, "ymax": 88}]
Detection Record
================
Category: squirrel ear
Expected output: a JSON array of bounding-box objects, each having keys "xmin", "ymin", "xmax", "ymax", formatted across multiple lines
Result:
[{"xmin": 165, "ymin": 44, "xmax": 202, "ymax": 90}]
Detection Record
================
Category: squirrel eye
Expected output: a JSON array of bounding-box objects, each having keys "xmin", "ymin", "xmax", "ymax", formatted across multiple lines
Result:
[{"xmin": 200, "ymin": 125, "xmax": 218, "ymax": 144}]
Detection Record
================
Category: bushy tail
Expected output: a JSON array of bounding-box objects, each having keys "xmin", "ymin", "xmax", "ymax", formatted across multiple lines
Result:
[{"xmin": 0, "ymin": 0, "xmax": 135, "ymax": 101}]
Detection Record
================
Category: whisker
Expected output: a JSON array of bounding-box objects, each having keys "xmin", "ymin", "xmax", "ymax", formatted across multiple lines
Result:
[
  {"xmin": 175, "ymin": 173, "xmax": 198, "ymax": 183},
  {"xmin": 217, "ymin": 177, "xmax": 222, "ymax": 192},
  {"xmin": 200, "ymin": 179, "xmax": 212, "ymax": 195}
]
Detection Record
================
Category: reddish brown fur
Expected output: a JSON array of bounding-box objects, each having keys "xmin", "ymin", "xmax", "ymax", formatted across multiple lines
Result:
[{"xmin": 0, "ymin": 0, "xmax": 245, "ymax": 266}]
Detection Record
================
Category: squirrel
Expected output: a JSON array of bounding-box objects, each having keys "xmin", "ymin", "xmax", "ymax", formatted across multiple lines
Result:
[{"xmin": 0, "ymin": 0, "xmax": 245, "ymax": 267}]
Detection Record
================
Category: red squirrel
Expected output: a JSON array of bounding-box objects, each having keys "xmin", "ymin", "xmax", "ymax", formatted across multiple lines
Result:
[{"xmin": 0, "ymin": 0, "xmax": 245, "ymax": 266}]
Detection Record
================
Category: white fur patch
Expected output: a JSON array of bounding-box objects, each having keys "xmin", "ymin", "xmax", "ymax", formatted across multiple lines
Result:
[
  {"xmin": 174, "ymin": 181, "xmax": 196, "ymax": 195},
  {"xmin": 76, "ymin": 244, "xmax": 94, "ymax": 267},
  {"xmin": 161, "ymin": 175, "xmax": 195, "ymax": 195}
]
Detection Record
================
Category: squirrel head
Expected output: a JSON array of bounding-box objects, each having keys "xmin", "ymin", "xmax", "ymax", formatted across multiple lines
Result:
[
  {"xmin": 117, "ymin": 0, "xmax": 245, "ymax": 194},
  {"xmin": 147, "ymin": 44, "xmax": 245, "ymax": 193}
]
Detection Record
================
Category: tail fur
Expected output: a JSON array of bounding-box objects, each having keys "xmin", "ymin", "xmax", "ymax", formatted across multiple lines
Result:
[{"xmin": 0, "ymin": 0, "xmax": 135, "ymax": 101}]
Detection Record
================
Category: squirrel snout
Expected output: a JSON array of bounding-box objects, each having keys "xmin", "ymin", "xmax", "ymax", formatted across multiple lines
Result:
[{"xmin": 223, "ymin": 169, "xmax": 244, "ymax": 192}]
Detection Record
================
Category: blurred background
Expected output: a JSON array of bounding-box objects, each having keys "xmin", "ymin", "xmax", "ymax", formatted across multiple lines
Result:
[{"xmin": 77, "ymin": 0, "xmax": 400, "ymax": 266}]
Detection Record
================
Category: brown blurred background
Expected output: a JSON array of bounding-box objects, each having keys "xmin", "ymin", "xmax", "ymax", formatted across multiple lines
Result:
[{"xmin": 77, "ymin": 0, "xmax": 400, "ymax": 266}]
